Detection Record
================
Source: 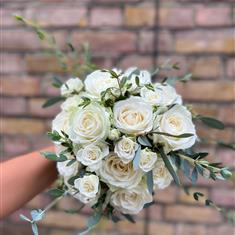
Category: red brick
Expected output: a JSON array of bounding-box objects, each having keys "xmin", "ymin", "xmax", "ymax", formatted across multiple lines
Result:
[
  {"xmin": 217, "ymin": 149, "xmax": 235, "ymax": 168},
  {"xmin": 154, "ymin": 186, "xmax": 177, "ymax": 203},
  {"xmin": 196, "ymin": 6, "xmax": 231, "ymax": 26},
  {"xmin": 1, "ymin": 8, "xmax": 23, "ymax": 27},
  {"xmin": 218, "ymin": 106, "xmax": 235, "ymax": 125},
  {"xmin": 192, "ymin": 104, "xmax": 218, "ymax": 118},
  {"xmin": 176, "ymin": 224, "xmax": 206, "ymax": 235},
  {"xmin": 1, "ymin": 54, "xmax": 26, "ymax": 73},
  {"xmin": 176, "ymin": 81, "xmax": 235, "ymax": 102},
  {"xmin": 3, "ymin": 136, "xmax": 30, "ymax": 157},
  {"xmin": 148, "ymin": 204, "xmax": 162, "ymax": 221},
  {"xmin": 139, "ymin": 31, "xmax": 173, "ymax": 53},
  {"xmin": 0, "ymin": 118, "xmax": 45, "ymax": 134},
  {"xmin": 159, "ymin": 7, "xmax": 194, "ymax": 28},
  {"xmin": 1, "ymin": 77, "xmax": 40, "ymax": 96},
  {"xmin": 175, "ymin": 30, "xmax": 235, "ymax": 54},
  {"xmin": 28, "ymin": 98, "xmax": 60, "ymax": 118},
  {"xmin": 71, "ymin": 31, "xmax": 136, "ymax": 56},
  {"xmin": 119, "ymin": 55, "xmax": 153, "ymax": 69},
  {"xmin": 124, "ymin": 6, "xmax": 156, "ymax": 27},
  {"xmin": 208, "ymin": 225, "xmax": 235, "ymax": 235},
  {"xmin": 0, "ymin": 97, "xmax": 27, "ymax": 115},
  {"xmin": 149, "ymin": 222, "xmax": 174, "ymax": 235},
  {"xmin": 117, "ymin": 220, "xmax": 144, "ymax": 235},
  {"xmin": 211, "ymin": 189, "xmax": 235, "ymax": 207},
  {"xmin": 165, "ymin": 205, "xmax": 222, "ymax": 223},
  {"xmin": 226, "ymin": 58, "xmax": 235, "ymax": 77},
  {"xmin": 25, "ymin": 7, "xmax": 88, "ymax": 27},
  {"xmin": 188, "ymin": 57, "xmax": 222, "ymax": 78},
  {"xmin": 90, "ymin": 8, "xmax": 122, "ymax": 27}
]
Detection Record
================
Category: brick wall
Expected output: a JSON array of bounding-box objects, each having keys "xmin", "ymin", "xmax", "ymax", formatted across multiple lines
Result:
[{"xmin": 1, "ymin": 0, "xmax": 235, "ymax": 234}]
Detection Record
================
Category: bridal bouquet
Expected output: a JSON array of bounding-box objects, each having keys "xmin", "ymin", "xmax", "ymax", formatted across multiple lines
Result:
[{"xmin": 16, "ymin": 15, "xmax": 234, "ymax": 235}]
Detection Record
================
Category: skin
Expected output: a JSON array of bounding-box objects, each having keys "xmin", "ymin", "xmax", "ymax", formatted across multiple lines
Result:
[{"xmin": 0, "ymin": 146, "xmax": 57, "ymax": 219}]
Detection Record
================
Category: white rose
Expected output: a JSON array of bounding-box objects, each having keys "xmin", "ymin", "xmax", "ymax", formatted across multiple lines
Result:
[
  {"xmin": 153, "ymin": 158, "xmax": 173, "ymax": 189},
  {"xmin": 124, "ymin": 67, "xmax": 151, "ymax": 92},
  {"xmin": 55, "ymin": 144, "xmax": 74, "ymax": 160},
  {"xmin": 108, "ymin": 128, "xmax": 121, "ymax": 141},
  {"xmin": 76, "ymin": 142, "xmax": 109, "ymax": 171},
  {"xmin": 98, "ymin": 153, "xmax": 142, "ymax": 189},
  {"xmin": 74, "ymin": 174, "xmax": 100, "ymax": 204},
  {"xmin": 57, "ymin": 160, "xmax": 79, "ymax": 178},
  {"xmin": 113, "ymin": 97, "xmax": 153, "ymax": 135},
  {"xmin": 110, "ymin": 182, "xmax": 152, "ymax": 214},
  {"xmin": 61, "ymin": 95, "xmax": 83, "ymax": 112},
  {"xmin": 139, "ymin": 148, "xmax": 158, "ymax": 172},
  {"xmin": 153, "ymin": 105, "xmax": 197, "ymax": 151},
  {"xmin": 140, "ymin": 83, "xmax": 182, "ymax": 106},
  {"xmin": 61, "ymin": 78, "xmax": 84, "ymax": 97},
  {"xmin": 84, "ymin": 70, "xmax": 119, "ymax": 98},
  {"xmin": 114, "ymin": 136, "xmax": 138, "ymax": 163},
  {"xmin": 69, "ymin": 103, "xmax": 110, "ymax": 144}
]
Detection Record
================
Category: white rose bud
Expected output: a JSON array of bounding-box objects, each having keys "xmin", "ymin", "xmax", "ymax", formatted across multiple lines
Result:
[
  {"xmin": 113, "ymin": 97, "xmax": 153, "ymax": 135},
  {"xmin": 139, "ymin": 148, "xmax": 158, "ymax": 172},
  {"xmin": 57, "ymin": 160, "xmax": 79, "ymax": 178},
  {"xmin": 108, "ymin": 129, "xmax": 121, "ymax": 141},
  {"xmin": 74, "ymin": 174, "xmax": 100, "ymax": 204},
  {"xmin": 61, "ymin": 78, "xmax": 84, "ymax": 97},
  {"xmin": 114, "ymin": 136, "xmax": 138, "ymax": 163},
  {"xmin": 76, "ymin": 142, "xmax": 109, "ymax": 171},
  {"xmin": 110, "ymin": 182, "xmax": 152, "ymax": 214},
  {"xmin": 153, "ymin": 158, "xmax": 173, "ymax": 189},
  {"xmin": 60, "ymin": 95, "xmax": 83, "ymax": 112}
]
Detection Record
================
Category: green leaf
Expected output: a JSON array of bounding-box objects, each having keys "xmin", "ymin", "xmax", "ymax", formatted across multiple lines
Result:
[
  {"xmin": 181, "ymin": 159, "xmax": 190, "ymax": 178},
  {"xmin": 47, "ymin": 188, "xmax": 65, "ymax": 198},
  {"xmin": 36, "ymin": 29, "xmax": 45, "ymax": 40},
  {"xmin": 220, "ymin": 168, "xmax": 232, "ymax": 179},
  {"xmin": 160, "ymin": 149, "xmax": 181, "ymax": 186},
  {"xmin": 31, "ymin": 209, "xmax": 43, "ymax": 222},
  {"xmin": 196, "ymin": 115, "xmax": 225, "ymax": 130},
  {"xmin": 133, "ymin": 146, "xmax": 141, "ymax": 170},
  {"xmin": 41, "ymin": 152, "xmax": 67, "ymax": 162},
  {"xmin": 205, "ymin": 199, "xmax": 213, "ymax": 206},
  {"xmin": 42, "ymin": 96, "xmax": 65, "ymax": 108},
  {"xmin": 122, "ymin": 213, "xmax": 136, "ymax": 223},
  {"xmin": 146, "ymin": 170, "xmax": 154, "ymax": 194},
  {"xmin": 153, "ymin": 131, "xmax": 194, "ymax": 138},
  {"xmin": 137, "ymin": 136, "xmax": 152, "ymax": 147},
  {"xmin": 66, "ymin": 159, "xmax": 76, "ymax": 167},
  {"xmin": 217, "ymin": 141, "xmax": 235, "ymax": 150},
  {"xmin": 47, "ymin": 131, "xmax": 61, "ymax": 141},
  {"xmin": 120, "ymin": 76, "xmax": 128, "ymax": 88},
  {"xmin": 20, "ymin": 214, "xmax": 31, "ymax": 222},
  {"xmin": 191, "ymin": 167, "xmax": 198, "ymax": 184},
  {"xmin": 52, "ymin": 76, "xmax": 63, "ymax": 88},
  {"xmin": 14, "ymin": 15, "xmax": 24, "ymax": 22},
  {"xmin": 67, "ymin": 175, "xmax": 80, "ymax": 186},
  {"xmin": 193, "ymin": 192, "xmax": 204, "ymax": 201},
  {"xmin": 31, "ymin": 223, "xmax": 39, "ymax": 235},
  {"xmin": 143, "ymin": 201, "xmax": 155, "ymax": 208},
  {"xmin": 135, "ymin": 76, "xmax": 140, "ymax": 86}
]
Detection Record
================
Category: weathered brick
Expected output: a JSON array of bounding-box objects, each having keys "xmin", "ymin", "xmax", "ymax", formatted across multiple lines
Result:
[
  {"xmin": 208, "ymin": 225, "xmax": 235, "ymax": 235},
  {"xmin": 0, "ymin": 118, "xmax": 45, "ymax": 134},
  {"xmin": 1, "ymin": 77, "xmax": 40, "ymax": 96},
  {"xmin": 226, "ymin": 58, "xmax": 235, "ymax": 77},
  {"xmin": 165, "ymin": 205, "xmax": 222, "ymax": 223},
  {"xmin": 90, "ymin": 8, "xmax": 122, "ymax": 27},
  {"xmin": 1, "ymin": 54, "xmax": 26, "ymax": 73},
  {"xmin": 148, "ymin": 204, "xmax": 162, "ymax": 221},
  {"xmin": 25, "ymin": 7, "xmax": 88, "ymax": 27},
  {"xmin": 71, "ymin": 31, "xmax": 136, "ymax": 56},
  {"xmin": 124, "ymin": 6, "xmax": 155, "ymax": 27},
  {"xmin": 176, "ymin": 224, "xmax": 206, "ymax": 235},
  {"xmin": 175, "ymin": 30, "xmax": 235, "ymax": 54},
  {"xmin": 176, "ymin": 81, "xmax": 235, "ymax": 102},
  {"xmin": 217, "ymin": 149, "xmax": 235, "ymax": 168},
  {"xmin": 154, "ymin": 186, "xmax": 177, "ymax": 203},
  {"xmin": 192, "ymin": 104, "xmax": 218, "ymax": 118},
  {"xmin": 149, "ymin": 222, "xmax": 174, "ymax": 235},
  {"xmin": 218, "ymin": 106, "xmax": 235, "ymax": 125},
  {"xmin": 211, "ymin": 189, "xmax": 235, "ymax": 207},
  {"xmin": 118, "ymin": 55, "xmax": 153, "ymax": 69},
  {"xmin": 117, "ymin": 220, "xmax": 144, "ymax": 235},
  {"xmin": 28, "ymin": 98, "xmax": 60, "ymax": 118},
  {"xmin": 188, "ymin": 57, "xmax": 222, "ymax": 78},
  {"xmin": 195, "ymin": 6, "xmax": 231, "ymax": 26},
  {"xmin": 1, "ymin": 97, "xmax": 27, "ymax": 115},
  {"xmin": 159, "ymin": 7, "xmax": 194, "ymax": 28},
  {"xmin": 1, "ymin": 8, "xmax": 22, "ymax": 27}
]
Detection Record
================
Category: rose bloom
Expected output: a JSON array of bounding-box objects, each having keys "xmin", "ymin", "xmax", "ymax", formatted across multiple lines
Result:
[
  {"xmin": 139, "ymin": 148, "xmax": 158, "ymax": 172},
  {"xmin": 114, "ymin": 136, "xmax": 138, "ymax": 164},
  {"xmin": 110, "ymin": 182, "xmax": 152, "ymax": 214},
  {"xmin": 84, "ymin": 70, "xmax": 119, "ymax": 98},
  {"xmin": 153, "ymin": 158, "xmax": 173, "ymax": 189},
  {"xmin": 69, "ymin": 103, "xmax": 110, "ymax": 144},
  {"xmin": 76, "ymin": 142, "xmax": 109, "ymax": 171},
  {"xmin": 61, "ymin": 78, "xmax": 84, "ymax": 97},
  {"xmin": 98, "ymin": 153, "xmax": 142, "ymax": 190},
  {"xmin": 74, "ymin": 174, "xmax": 100, "ymax": 204},
  {"xmin": 140, "ymin": 83, "xmax": 182, "ymax": 106},
  {"xmin": 113, "ymin": 97, "xmax": 153, "ymax": 135},
  {"xmin": 153, "ymin": 105, "xmax": 197, "ymax": 151},
  {"xmin": 60, "ymin": 95, "xmax": 83, "ymax": 112},
  {"xmin": 57, "ymin": 160, "xmax": 80, "ymax": 178}
]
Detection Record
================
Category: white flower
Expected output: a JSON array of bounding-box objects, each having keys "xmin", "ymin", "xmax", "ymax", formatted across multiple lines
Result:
[
  {"xmin": 57, "ymin": 160, "xmax": 79, "ymax": 178},
  {"xmin": 84, "ymin": 70, "xmax": 119, "ymax": 98},
  {"xmin": 55, "ymin": 144, "xmax": 74, "ymax": 160},
  {"xmin": 76, "ymin": 142, "xmax": 109, "ymax": 171},
  {"xmin": 98, "ymin": 153, "xmax": 142, "ymax": 189},
  {"xmin": 153, "ymin": 105, "xmax": 197, "ymax": 151},
  {"xmin": 140, "ymin": 83, "xmax": 182, "ymax": 106},
  {"xmin": 113, "ymin": 97, "xmax": 153, "ymax": 135},
  {"xmin": 61, "ymin": 78, "xmax": 84, "ymax": 97},
  {"xmin": 69, "ymin": 103, "xmax": 110, "ymax": 144},
  {"xmin": 153, "ymin": 158, "xmax": 173, "ymax": 189},
  {"xmin": 61, "ymin": 95, "xmax": 83, "ymax": 112},
  {"xmin": 108, "ymin": 128, "xmax": 121, "ymax": 141},
  {"xmin": 139, "ymin": 148, "xmax": 158, "ymax": 172},
  {"xmin": 124, "ymin": 67, "xmax": 151, "ymax": 92},
  {"xmin": 74, "ymin": 174, "xmax": 100, "ymax": 204},
  {"xmin": 110, "ymin": 182, "xmax": 152, "ymax": 214},
  {"xmin": 114, "ymin": 136, "xmax": 138, "ymax": 163}
]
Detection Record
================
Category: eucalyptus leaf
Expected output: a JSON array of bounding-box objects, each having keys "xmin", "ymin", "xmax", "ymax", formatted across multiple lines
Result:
[
  {"xmin": 122, "ymin": 213, "xmax": 136, "ymax": 223},
  {"xmin": 31, "ymin": 223, "xmax": 39, "ymax": 235},
  {"xmin": 153, "ymin": 131, "xmax": 194, "ymax": 138},
  {"xmin": 193, "ymin": 192, "xmax": 204, "ymax": 201},
  {"xmin": 66, "ymin": 159, "xmax": 76, "ymax": 167},
  {"xmin": 146, "ymin": 170, "xmax": 154, "ymax": 194},
  {"xmin": 137, "ymin": 136, "xmax": 152, "ymax": 147},
  {"xmin": 41, "ymin": 152, "xmax": 67, "ymax": 162},
  {"xmin": 20, "ymin": 214, "xmax": 31, "ymax": 222},
  {"xmin": 42, "ymin": 96, "xmax": 65, "ymax": 108},
  {"xmin": 191, "ymin": 167, "xmax": 198, "ymax": 184},
  {"xmin": 143, "ymin": 201, "xmax": 155, "ymax": 208},
  {"xmin": 133, "ymin": 146, "xmax": 141, "ymax": 170},
  {"xmin": 196, "ymin": 115, "xmax": 225, "ymax": 130},
  {"xmin": 47, "ymin": 131, "xmax": 61, "ymax": 141},
  {"xmin": 181, "ymin": 160, "xmax": 190, "ymax": 178},
  {"xmin": 217, "ymin": 141, "xmax": 235, "ymax": 150},
  {"xmin": 48, "ymin": 188, "xmax": 65, "ymax": 198}
]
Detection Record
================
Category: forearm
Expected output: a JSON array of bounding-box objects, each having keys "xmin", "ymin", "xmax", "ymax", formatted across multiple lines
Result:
[{"xmin": 0, "ymin": 146, "xmax": 57, "ymax": 219}]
